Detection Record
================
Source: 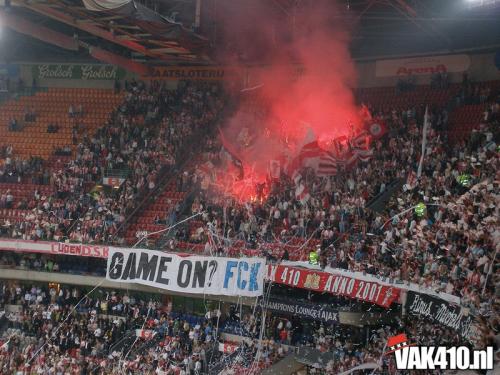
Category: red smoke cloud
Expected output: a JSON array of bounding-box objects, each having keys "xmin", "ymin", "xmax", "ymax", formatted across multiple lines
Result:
[{"xmin": 214, "ymin": 0, "xmax": 361, "ymax": 201}]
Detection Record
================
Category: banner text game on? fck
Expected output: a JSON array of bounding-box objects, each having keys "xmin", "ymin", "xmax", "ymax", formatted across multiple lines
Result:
[{"xmin": 106, "ymin": 247, "xmax": 266, "ymax": 297}]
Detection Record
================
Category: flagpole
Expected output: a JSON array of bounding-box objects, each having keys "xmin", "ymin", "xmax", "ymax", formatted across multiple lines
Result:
[
  {"xmin": 417, "ymin": 106, "xmax": 429, "ymax": 178},
  {"xmin": 482, "ymin": 246, "xmax": 498, "ymax": 296}
]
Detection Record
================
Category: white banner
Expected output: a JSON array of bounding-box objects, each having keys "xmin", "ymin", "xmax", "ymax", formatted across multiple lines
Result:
[
  {"xmin": 106, "ymin": 247, "xmax": 265, "ymax": 297},
  {"xmin": 375, "ymin": 54, "xmax": 470, "ymax": 77}
]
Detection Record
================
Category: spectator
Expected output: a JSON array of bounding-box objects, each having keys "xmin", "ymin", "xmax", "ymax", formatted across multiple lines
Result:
[
  {"xmin": 8, "ymin": 118, "xmax": 18, "ymax": 132},
  {"xmin": 47, "ymin": 123, "xmax": 59, "ymax": 133}
]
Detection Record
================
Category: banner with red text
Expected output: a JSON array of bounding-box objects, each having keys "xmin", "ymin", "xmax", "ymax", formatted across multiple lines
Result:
[
  {"xmin": 267, "ymin": 264, "xmax": 400, "ymax": 308},
  {"xmin": 0, "ymin": 239, "xmax": 108, "ymax": 258}
]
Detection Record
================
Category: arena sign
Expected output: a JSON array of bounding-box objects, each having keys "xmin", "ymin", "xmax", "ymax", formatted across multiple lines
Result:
[
  {"xmin": 267, "ymin": 265, "xmax": 400, "ymax": 308},
  {"xmin": 106, "ymin": 247, "xmax": 265, "ymax": 297},
  {"xmin": 375, "ymin": 54, "xmax": 470, "ymax": 77},
  {"xmin": 0, "ymin": 239, "xmax": 108, "ymax": 258},
  {"xmin": 31, "ymin": 64, "xmax": 126, "ymax": 80}
]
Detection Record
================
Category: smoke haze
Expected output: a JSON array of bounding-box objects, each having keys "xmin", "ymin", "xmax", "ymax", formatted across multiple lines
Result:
[{"xmin": 214, "ymin": 0, "xmax": 362, "ymax": 199}]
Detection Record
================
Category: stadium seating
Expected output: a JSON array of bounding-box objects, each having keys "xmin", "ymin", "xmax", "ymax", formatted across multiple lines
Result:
[
  {"xmin": 0, "ymin": 88, "xmax": 122, "ymax": 159},
  {"xmin": 356, "ymin": 83, "xmax": 460, "ymax": 111},
  {"xmin": 447, "ymin": 103, "xmax": 487, "ymax": 143},
  {"xmin": 125, "ymin": 182, "xmax": 188, "ymax": 244}
]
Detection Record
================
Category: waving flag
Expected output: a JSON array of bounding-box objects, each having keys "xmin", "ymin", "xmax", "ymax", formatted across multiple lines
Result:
[
  {"xmin": 367, "ymin": 121, "xmax": 388, "ymax": 139},
  {"xmin": 287, "ymin": 140, "xmax": 323, "ymax": 176},
  {"xmin": 350, "ymin": 131, "xmax": 374, "ymax": 162},
  {"xmin": 359, "ymin": 104, "xmax": 373, "ymax": 123},
  {"xmin": 219, "ymin": 128, "xmax": 244, "ymax": 180},
  {"xmin": 287, "ymin": 127, "xmax": 376, "ymax": 178},
  {"xmin": 417, "ymin": 106, "xmax": 429, "ymax": 178},
  {"xmin": 292, "ymin": 171, "xmax": 310, "ymax": 204},
  {"xmin": 298, "ymin": 140, "xmax": 324, "ymax": 159},
  {"xmin": 317, "ymin": 150, "xmax": 339, "ymax": 176}
]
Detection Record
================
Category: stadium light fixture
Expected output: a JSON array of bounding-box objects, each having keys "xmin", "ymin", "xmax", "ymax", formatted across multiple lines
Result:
[{"xmin": 465, "ymin": 0, "xmax": 499, "ymax": 5}]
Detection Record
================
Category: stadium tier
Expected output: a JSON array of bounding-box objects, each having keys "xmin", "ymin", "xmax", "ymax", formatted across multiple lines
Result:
[{"xmin": 0, "ymin": 76, "xmax": 497, "ymax": 374}]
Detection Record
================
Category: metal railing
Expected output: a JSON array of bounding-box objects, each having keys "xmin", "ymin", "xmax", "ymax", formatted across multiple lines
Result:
[{"xmin": 103, "ymin": 168, "xmax": 131, "ymax": 179}]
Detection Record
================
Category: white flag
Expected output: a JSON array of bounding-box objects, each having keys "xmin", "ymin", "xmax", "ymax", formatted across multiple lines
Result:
[{"xmin": 417, "ymin": 106, "xmax": 429, "ymax": 178}]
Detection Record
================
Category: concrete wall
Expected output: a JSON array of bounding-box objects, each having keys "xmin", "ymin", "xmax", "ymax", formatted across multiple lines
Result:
[
  {"xmin": 0, "ymin": 267, "xmax": 257, "ymax": 305},
  {"xmin": 467, "ymin": 52, "xmax": 500, "ymax": 83}
]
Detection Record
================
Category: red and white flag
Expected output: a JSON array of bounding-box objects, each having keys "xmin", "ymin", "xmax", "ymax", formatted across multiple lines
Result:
[
  {"xmin": 292, "ymin": 171, "xmax": 310, "ymax": 204},
  {"xmin": 317, "ymin": 150, "xmax": 339, "ymax": 176},
  {"xmin": 350, "ymin": 131, "xmax": 374, "ymax": 162},
  {"xmin": 287, "ymin": 140, "xmax": 323, "ymax": 176},
  {"xmin": 295, "ymin": 182, "xmax": 310, "ymax": 204},
  {"xmin": 360, "ymin": 104, "xmax": 373, "ymax": 123},
  {"xmin": 367, "ymin": 121, "xmax": 388, "ymax": 139},
  {"xmin": 102, "ymin": 176, "xmax": 125, "ymax": 187},
  {"xmin": 298, "ymin": 140, "xmax": 324, "ymax": 160},
  {"xmin": 405, "ymin": 170, "xmax": 417, "ymax": 190}
]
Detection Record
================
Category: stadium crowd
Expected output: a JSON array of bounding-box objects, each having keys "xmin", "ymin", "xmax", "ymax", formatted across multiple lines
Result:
[
  {"xmin": 181, "ymin": 84, "xmax": 499, "ymax": 310},
  {"xmin": 167, "ymin": 79, "xmax": 499, "ymax": 372},
  {"xmin": 0, "ymin": 281, "xmax": 296, "ymax": 375},
  {"xmin": 0, "ymin": 282, "xmax": 223, "ymax": 374},
  {"xmin": 0, "ymin": 76, "xmax": 498, "ymax": 374},
  {"xmin": 0, "ymin": 81, "xmax": 224, "ymax": 245}
]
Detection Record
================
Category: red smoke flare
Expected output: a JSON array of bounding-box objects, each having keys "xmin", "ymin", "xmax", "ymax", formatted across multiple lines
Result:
[{"xmin": 213, "ymin": 0, "xmax": 362, "ymax": 201}]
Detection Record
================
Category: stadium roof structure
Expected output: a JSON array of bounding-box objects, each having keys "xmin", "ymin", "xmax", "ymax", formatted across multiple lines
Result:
[
  {"xmin": 1, "ymin": 0, "xmax": 499, "ymax": 68},
  {"xmin": 339, "ymin": 0, "xmax": 500, "ymax": 59},
  {"xmin": 0, "ymin": 0, "xmax": 212, "ymax": 72},
  {"xmin": 264, "ymin": 0, "xmax": 500, "ymax": 60}
]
